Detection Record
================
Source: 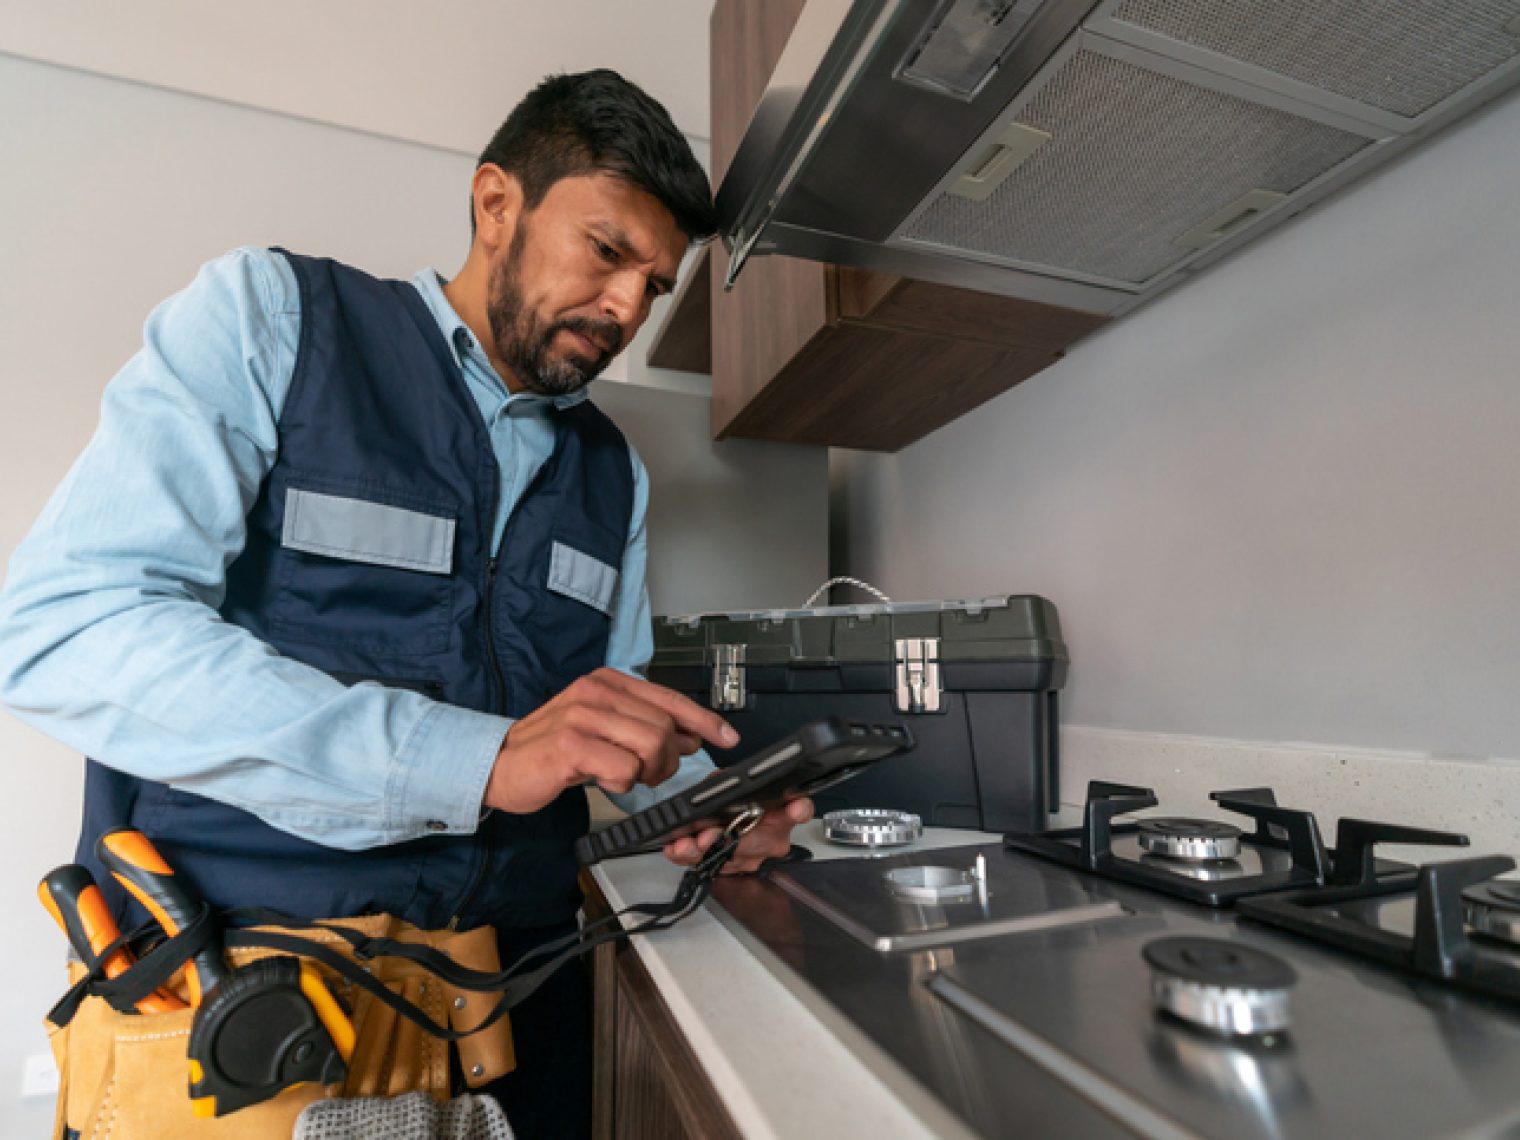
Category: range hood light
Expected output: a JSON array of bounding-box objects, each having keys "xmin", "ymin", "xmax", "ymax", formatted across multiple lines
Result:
[{"xmin": 896, "ymin": 0, "xmax": 1045, "ymax": 101}]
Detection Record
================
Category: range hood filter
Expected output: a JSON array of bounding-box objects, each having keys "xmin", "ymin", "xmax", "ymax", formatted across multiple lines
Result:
[
  {"xmin": 899, "ymin": 47, "xmax": 1373, "ymax": 287},
  {"xmin": 1110, "ymin": 0, "xmax": 1520, "ymax": 120}
]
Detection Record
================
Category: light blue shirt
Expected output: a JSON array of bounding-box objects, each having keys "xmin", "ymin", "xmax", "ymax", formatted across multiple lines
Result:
[{"xmin": 0, "ymin": 248, "xmax": 713, "ymax": 850}]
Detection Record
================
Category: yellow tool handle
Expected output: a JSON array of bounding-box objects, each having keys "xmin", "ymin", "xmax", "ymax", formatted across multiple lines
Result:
[
  {"xmin": 96, "ymin": 829, "xmax": 231, "ymax": 1006},
  {"xmin": 38, "ymin": 864, "xmax": 186, "ymax": 1013}
]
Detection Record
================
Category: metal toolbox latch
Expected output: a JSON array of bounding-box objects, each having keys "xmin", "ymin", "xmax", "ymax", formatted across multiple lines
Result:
[
  {"xmin": 894, "ymin": 637, "xmax": 942, "ymax": 714},
  {"xmin": 711, "ymin": 643, "xmax": 747, "ymax": 711}
]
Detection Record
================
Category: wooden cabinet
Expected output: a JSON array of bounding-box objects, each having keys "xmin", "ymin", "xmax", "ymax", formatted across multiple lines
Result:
[
  {"xmin": 585, "ymin": 874, "xmax": 740, "ymax": 1140},
  {"xmin": 653, "ymin": 0, "xmax": 1110, "ymax": 452}
]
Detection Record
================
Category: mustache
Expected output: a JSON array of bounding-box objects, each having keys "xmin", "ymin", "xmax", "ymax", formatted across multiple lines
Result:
[{"xmin": 550, "ymin": 315, "xmax": 623, "ymax": 357}]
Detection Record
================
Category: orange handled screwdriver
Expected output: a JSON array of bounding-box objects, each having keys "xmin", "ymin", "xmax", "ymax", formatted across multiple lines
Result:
[
  {"xmin": 38, "ymin": 864, "xmax": 186, "ymax": 1013},
  {"xmin": 96, "ymin": 829, "xmax": 231, "ymax": 1007}
]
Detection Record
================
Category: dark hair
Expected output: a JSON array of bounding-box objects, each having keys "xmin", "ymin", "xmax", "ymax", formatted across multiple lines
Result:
[{"xmin": 476, "ymin": 69, "xmax": 715, "ymax": 242}]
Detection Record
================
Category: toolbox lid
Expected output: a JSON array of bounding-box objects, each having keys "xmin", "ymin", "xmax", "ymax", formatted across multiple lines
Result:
[{"xmin": 653, "ymin": 594, "xmax": 1066, "ymax": 669}]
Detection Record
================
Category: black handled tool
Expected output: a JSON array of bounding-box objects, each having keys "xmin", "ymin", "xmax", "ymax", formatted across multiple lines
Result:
[
  {"xmin": 96, "ymin": 828, "xmax": 231, "ymax": 1007},
  {"xmin": 96, "ymin": 828, "xmax": 354, "ymax": 1117}
]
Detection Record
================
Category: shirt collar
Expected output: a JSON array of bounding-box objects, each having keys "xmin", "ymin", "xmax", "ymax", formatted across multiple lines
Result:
[{"xmin": 407, "ymin": 269, "xmax": 590, "ymax": 411}]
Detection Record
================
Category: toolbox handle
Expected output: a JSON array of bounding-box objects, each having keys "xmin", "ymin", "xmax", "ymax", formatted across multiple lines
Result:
[{"xmin": 801, "ymin": 577, "xmax": 893, "ymax": 608}]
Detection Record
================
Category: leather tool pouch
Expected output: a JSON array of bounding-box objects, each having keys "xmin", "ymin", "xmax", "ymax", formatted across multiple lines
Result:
[{"xmin": 46, "ymin": 915, "xmax": 515, "ymax": 1140}]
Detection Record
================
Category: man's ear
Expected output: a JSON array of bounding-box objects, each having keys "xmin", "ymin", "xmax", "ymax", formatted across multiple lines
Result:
[{"xmin": 471, "ymin": 164, "xmax": 525, "ymax": 254}]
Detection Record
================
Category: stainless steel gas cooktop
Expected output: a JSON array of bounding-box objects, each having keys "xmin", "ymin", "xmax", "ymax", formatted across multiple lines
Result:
[{"xmin": 710, "ymin": 782, "xmax": 1520, "ymax": 1139}]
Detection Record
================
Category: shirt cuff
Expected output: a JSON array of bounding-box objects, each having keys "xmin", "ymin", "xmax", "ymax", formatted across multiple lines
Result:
[
  {"xmin": 388, "ymin": 701, "xmax": 510, "ymax": 841},
  {"xmin": 606, "ymin": 748, "xmax": 718, "ymax": 816}
]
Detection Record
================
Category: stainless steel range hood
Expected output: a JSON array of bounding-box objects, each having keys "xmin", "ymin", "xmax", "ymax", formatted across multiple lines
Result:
[{"xmin": 716, "ymin": 0, "xmax": 1520, "ymax": 317}]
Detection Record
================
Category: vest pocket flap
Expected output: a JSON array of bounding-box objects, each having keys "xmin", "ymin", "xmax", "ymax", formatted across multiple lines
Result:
[
  {"xmin": 548, "ymin": 541, "xmax": 619, "ymax": 616},
  {"xmin": 283, "ymin": 488, "xmax": 456, "ymax": 575}
]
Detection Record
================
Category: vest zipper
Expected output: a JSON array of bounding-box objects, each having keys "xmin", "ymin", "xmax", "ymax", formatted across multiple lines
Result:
[
  {"xmin": 482, "ymin": 556, "xmax": 507, "ymax": 715},
  {"xmin": 455, "ymin": 447, "xmax": 559, "ymax": 927},
  {"xmin": 454, "ymin": 554, "xmax": 506, "ymax": 929}
]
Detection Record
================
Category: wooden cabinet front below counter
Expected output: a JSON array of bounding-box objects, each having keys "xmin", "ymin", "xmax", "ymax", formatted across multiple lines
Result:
[{"xmin": 585, "ymin": 872, "xmax": 741, "ymax": 1140}]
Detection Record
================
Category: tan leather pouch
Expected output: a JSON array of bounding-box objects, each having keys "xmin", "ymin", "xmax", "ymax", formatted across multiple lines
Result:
[
  {"xmin": 48, "ymin": 914, "xmax": 515, "ymax": 1138},
  {"xmin": 48, "ymin": 973, "xmax": 326, "ymax": 1139}
]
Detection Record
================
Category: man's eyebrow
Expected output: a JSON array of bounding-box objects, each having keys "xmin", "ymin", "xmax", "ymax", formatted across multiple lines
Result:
[{"xmin": 595, "ymin": 222, "xmax": 678, "ymax": 294}]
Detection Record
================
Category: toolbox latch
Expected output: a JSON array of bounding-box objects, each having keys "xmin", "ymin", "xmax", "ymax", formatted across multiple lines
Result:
[
  {"xmin": 894, "ymin": 637, "xmax": 942, "ymax": 714},
  {"xmin": 712, "ymin": 643, "xmax": 747, "ymax": 711}
]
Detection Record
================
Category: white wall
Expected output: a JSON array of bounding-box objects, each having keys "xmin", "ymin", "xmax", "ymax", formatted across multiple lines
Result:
[
  {"xmin": 0, "ymin": 53, "xmax": 819, "ymax": 1134},
  {"xmin": 832, "ymin": 84, "xmax": 1520, "ymax": 826},
  {"xmin": 596, "ymin": 382, "xmax": 827, "ymax": 615},
  {"xmin": 0, "ymin": 0, "xmax": 713, "ymax": 146}
]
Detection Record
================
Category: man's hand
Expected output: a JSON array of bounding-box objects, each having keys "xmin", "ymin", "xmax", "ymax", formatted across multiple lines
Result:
[
  {"xmin": 484, "ymin": 668, "xmax": 738, "ymax": 814},
  {"xmin": 661, "ymin": 796, "xmax": 815, "ymax": 875}
]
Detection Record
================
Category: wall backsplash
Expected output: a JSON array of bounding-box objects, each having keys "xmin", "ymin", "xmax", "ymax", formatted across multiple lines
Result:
[{"xmin": 1055, "ymin": 726, "xmax": 1520, "ymax": 860}]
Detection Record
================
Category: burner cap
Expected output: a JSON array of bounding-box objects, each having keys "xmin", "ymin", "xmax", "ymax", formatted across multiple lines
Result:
[
  {"xmin": 823, "ymin": 808, "xmax": 923, "ymax": 847},
  {"xmin": 1463, "ymin": 879, "xmax": 1520, "ymax": 945},
  {"xmin": 883, "ymin": 865, "xmax": 975, "ymax": 904},
  {"xmin": 1137, "ymin": 818, "xmax": 1244, "ymax": 862},
  {"xmin": 1143, "ymin": 936, "xmax": 1297, "ymax": 1037},
  {"xmin": 1138, "ymin": 854, "xmax": 1241, "ymax": 882}
]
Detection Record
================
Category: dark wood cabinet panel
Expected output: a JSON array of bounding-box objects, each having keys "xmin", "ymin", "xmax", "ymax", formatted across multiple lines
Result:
[
  {"xmin": 724, "ymin": 321, "xmax": 1063, "ymax": 451},
  {"xmin": 836, "ymin": 269, "xmax": 1109, "ymax": 353},
  {"xmin": 648, "ymin": 245, "xmax": 712, "ymax": 374},
  {"xmin": 586, "ymin": 874, "xmax": 741, "ymax": 1140},
  {"xmin": 708, "ymin": 0, "xmax": 833, "ymax": 442},
  {"xmin": 710, "ymin": 237, "xmax": 836, "ymax": 437},
  {"xmin": 709, "ymin": 0, "xmax": 807, "ymax": 188}
]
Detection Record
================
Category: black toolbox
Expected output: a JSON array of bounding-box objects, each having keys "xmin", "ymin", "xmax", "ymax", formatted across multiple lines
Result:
[{"xmin": 647, "ymin": 595, "xmax": 1067, "ymax": 834}]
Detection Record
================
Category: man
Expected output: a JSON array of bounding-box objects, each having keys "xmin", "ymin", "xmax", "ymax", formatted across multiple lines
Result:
[{"xmin": 0, "ymin": 70, "xmax": 810, "ymax": 1137}]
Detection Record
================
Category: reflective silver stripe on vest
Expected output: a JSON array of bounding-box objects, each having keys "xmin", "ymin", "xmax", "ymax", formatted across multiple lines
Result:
[
  {"xmin": 548, "ymin": 541, "xmax": 619, "ymax": 615},
  {"xmin": 282, "ymin": 488, "xmax": 456, "ymax": 574}
]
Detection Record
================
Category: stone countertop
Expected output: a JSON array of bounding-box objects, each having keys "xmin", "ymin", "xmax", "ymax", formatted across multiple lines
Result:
[{"xmin": 589, "ymin": 821, "xmax": 1003, "ymax": 1140}]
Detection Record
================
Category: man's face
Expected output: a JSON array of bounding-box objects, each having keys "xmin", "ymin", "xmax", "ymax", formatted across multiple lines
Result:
[{"xmin": 486, "ymin": 171, "xmax": 687, "ymax": 396}]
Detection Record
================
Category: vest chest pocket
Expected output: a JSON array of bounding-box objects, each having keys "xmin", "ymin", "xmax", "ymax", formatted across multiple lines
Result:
[
  {"xmin": 528, "ymin": 530, "xmax": 623, "ymax": 680},
  {"xmin": 272, "ymin": 485, "xmax": 458, "ymax": 655},
  {"xmin": 547, "ymin": 540, "xmax": 620, "ymax": 616}
]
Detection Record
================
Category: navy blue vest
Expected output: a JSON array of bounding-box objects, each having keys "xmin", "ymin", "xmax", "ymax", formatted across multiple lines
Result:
[{"xmin": 76, "ymin": 251, "xmax": 634, "ymax": 930}]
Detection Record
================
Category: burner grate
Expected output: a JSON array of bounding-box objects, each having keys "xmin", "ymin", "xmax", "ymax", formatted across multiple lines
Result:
[
  {"xmin": 1004, "ymin": 781, "xmax": 1336, "ymax": 906},
  {"xmin": 1234, "ymin": 851, "xmax": 1520, "ymax": 1006}
]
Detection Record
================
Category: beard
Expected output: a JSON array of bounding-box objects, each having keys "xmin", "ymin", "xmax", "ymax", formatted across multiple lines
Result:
[{"xmin": 486, "ymin": 223, "xmax": 624, "ymax": 397}]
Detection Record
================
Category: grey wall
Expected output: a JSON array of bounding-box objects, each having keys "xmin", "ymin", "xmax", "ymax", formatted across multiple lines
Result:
[
  {"xmin": 0, "ymin": 53, "xmax": 821, "ymax": 1134},
  {"xmin": 596, "ymin": 382, "xmax": 827, "ymax": 616},
  {"xmin": 832, "ymin": 85, "xmax": 1520, "ymax": 763}
]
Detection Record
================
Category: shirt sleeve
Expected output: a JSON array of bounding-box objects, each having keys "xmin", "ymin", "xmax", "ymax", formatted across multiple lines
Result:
[
  {"xmin": 0, "ymin": 249, "xmax": 506, "ymax": 850},
  {"xmin": 602, "ymin": 443, "xmax": 718, "ymax": 814}
]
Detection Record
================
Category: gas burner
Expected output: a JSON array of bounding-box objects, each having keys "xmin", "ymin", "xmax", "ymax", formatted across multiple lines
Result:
[
  {"xmin": 1137, "ymin": 818, "xmax": 1243, "ymax": 862},
  {"xmin": 1143, "ymin": 936, "xmax": 1297, "ymax": 1037},
  {"xmin": 1139, "ymin": 853, "xmax": 1243, "ymax": 882},
  {"xmin": 823, "ymin": 808, "xmax": 923, "ymax": 848},
  {"xmin": 1463, "ymin": 879, "xmax": 1520, "ymax": 946},
  {"xmin": 884, "ymin": 865, "xmax": 977, "ymax": 904}
]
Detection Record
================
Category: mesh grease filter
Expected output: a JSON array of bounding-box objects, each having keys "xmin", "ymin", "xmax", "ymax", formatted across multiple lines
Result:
[
  {"xmin": 1114, "ymin": 0, "xmax": 1520, "ymax": 118},
  {"xmin": 903, "ymin": 49, "xmax": 1371, "ymax": 284}
]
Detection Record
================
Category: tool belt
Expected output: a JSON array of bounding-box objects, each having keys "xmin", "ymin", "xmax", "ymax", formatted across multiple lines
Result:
[
  {"xmin": 41, "ymin": 815, "xmax": 759, "ymax": 1138},
  {"xmin": 47, "ymin": 914, "xmax": 516, "ymax": 1140}
]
